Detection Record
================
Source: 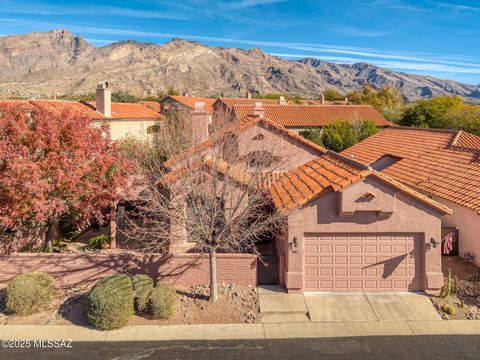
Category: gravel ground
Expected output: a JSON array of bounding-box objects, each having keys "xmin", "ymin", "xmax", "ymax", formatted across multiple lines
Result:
[
  {"xmin": 0, "ymin": 283, "xmax": 260, "ymax": 326},
  {"xmin": 430, "ymin": 256, "xmax": 480, "ymax": 320}
]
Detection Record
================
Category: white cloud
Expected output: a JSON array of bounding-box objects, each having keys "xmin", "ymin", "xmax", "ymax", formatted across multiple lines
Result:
[{"xmin": 222, "ymin": 0, "xmax": 288, "ymax": 9}]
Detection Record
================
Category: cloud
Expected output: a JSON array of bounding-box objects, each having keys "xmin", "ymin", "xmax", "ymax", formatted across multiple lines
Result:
[
  {"xmin": 222, "ymin": 0, "xmax": 288, "ymax": 9},
  {"xmin": 0, "ymin": 1, "xmax": 187, "ymax": 20},
  {"xmin": 329, "ymin": 25, "xmax": 395, "ymax": 38},
  {"xmin": 430, "ymin": 1, "xmax": 480, "ymax": 12}
]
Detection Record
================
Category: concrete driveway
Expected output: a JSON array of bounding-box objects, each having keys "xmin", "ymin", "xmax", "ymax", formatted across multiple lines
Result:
[
  {"xmin": 259, "ymin": 287, "xmax": 441, "ymax": 323},
  {"xmin": 304, "ymin": 292, "xmax": 441, "ymax": 322}
]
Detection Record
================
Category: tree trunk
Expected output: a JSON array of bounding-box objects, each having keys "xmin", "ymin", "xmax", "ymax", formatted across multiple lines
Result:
[
  {"xmin": 110, "ymin": 202, "xmax": 117, "ymax": 249},
  {"xmin": 45, "ymin": 220, "xmax": 60, "ymax": 252},
  {"xmin": 209, "ymin": 249, "xmax": 218, "ymax": 302}
]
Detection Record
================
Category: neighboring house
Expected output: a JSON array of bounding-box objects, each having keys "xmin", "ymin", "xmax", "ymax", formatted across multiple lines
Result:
[
  {"xmin": 0, "ymin": 82, "xmax": 164, "ymax": 140},
  {"xmin": 161, "ymin": 109, "xmax": 451, "ymax": 295},
  {"xmin": 343, "ymin": 126, "xmax": 480, "ymax": 267},
  {"xmin": 160, "ymin": 95, "xmax": 216, "ymax": 121},
  {"xmin": 212, "ymin": 97, "xmax": 280, "ymax": 118},
  {"xmin": 231, "ymin": 104, "xmax": 391, "ymax": 134}
]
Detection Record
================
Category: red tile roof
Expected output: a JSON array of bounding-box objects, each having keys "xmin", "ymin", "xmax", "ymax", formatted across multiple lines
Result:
[
  {"xmin": 164, "ymin": 115, "xmax": 327, "ymax": 169},
  {"xmin": 140, "ymin": 101, "xmax": 161, "ymax": 113},
  {"xmin": 166, "ymin": 96, "xmax": 216, "ymax": 114},
  {"xmin": 342, "ymin": 126, "xmax": 480, "ymax": 214},
  {"xmin": 269, "ymin": 151, "xmax": 452, "ymax": 215},
  {"xmin": 232, "ymin": 105, "xmax": 391, "ymax": 127},
  {"xmin": 214, "ymin": 98, "xmax": 280, "ymax": 109},
  {"xmin": 0, "ymin": 100, "xmax": 163, "ymax": 120}
]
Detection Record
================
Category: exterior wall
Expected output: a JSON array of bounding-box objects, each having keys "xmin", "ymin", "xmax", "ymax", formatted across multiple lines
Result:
[
  {"xmin": 432, "ymin": 196, "xmax": 480, "ymax": 266},
  {"xmin": 92, "ymin": 119, "xmax": 162, "ymax": 140},
  {"xmin": 0, "ymin": 253, "xmax": 257, "ymax": 289},
  {"xmin": 236, "ymin": 123, "xmax": 323, "ymax": 171},
  {"xmin": 283, "ymin": 177, "xmax": 444, "ymax": 294}
]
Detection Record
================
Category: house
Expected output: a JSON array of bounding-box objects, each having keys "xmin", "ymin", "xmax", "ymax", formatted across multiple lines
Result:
[
  {"xmin": 160, "ymin": 95, "xmax": 216, "ymax": 121},
  {"xmin": 269, "ymin": 151, "xmax": 451, "ymax": 294},
  {"xmin": 160, "ymin": 106, "xmax": 451, "ymax": 294},
  {"xmin": 212, "ymin": 97, "xmax": 280, "ymax": 116},
  {"xmin": 0, "ymin": 82, "xmax": 164, "ymax": 140},
  {"xmin": 342, "ymin": 126, "xmax": 480, "ymax": 267},
  {"xmin": 231, "ymin": 103, "xmax": 392, "ymax": 134}
]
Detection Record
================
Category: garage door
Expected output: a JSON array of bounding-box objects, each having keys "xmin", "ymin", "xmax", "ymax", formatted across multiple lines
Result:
[{"xmin": 304, "ymin": 233, "xmax": 424, "ymax": 292}]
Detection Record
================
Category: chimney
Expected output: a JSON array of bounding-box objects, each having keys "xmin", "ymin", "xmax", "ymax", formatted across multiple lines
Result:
[
  {"xmin": 320, "ymin": 93, "xmax": 325, "ymax": 105},
  {"xmin": 278, "ymin": 96, "xmax": 287, "ymax": 105},
  {"xmin": 182, "ymin": 91, "xmax": 189, "ymax": 97},
  {"xmin": 96, "ymin": 81, "xmax": 112, "ymax": 117},
  {"xmin": 253, "ymin": 102, "xmax": 264, "ymax": 118},
  {"xmin": 246, "ymin": 90, "xmax": 252, "ymax": 99},
  {"xmin": 191, "ymin": 102, "xmax": 209, "ymax": 145}
]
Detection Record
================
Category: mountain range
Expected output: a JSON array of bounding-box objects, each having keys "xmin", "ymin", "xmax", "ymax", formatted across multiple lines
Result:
[{"xmin": 0, "ymin": 29, "xmax": 479, "ymax": 101}]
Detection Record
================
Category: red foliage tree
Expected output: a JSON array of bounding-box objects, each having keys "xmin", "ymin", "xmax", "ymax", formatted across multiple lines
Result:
[{"xmin": 0, "ymin": 105, "xmax": 129, "ymax": 250}]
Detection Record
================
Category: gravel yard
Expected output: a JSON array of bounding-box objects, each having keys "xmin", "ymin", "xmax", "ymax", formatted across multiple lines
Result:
[
  {"xmin": 430, "ymin": 256, "xmax": 480, "ymax": 320},
  {"xmin": 0, "ymin": 283, "xmax": 260, "ymax": 326}
]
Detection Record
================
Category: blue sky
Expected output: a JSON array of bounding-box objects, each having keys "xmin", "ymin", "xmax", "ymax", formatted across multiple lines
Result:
[{"xmin": 1, "ymin": 0, "xmax": 480, "ymax": 84}]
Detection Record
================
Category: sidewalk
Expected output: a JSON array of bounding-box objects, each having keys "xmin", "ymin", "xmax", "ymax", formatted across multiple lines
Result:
[{"xmin": 1, "ymin": 320, "xmax": 480, "ymax": 342}]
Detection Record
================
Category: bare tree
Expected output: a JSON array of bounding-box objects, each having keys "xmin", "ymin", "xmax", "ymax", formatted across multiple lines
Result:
[{"xmin": 120, "ymin": 108, "xmax": 289, "ymax": 301}]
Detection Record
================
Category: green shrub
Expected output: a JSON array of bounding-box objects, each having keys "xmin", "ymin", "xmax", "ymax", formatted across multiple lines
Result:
[
  {"xmin": 87, "ymin": 274, "xmax": 134, "ymax": 330},
  {"xmin": 88, "ymin": 235, "xmax": 111, "ymax": 249},
  {"xmin": 321, "ymin": 120, "xmax": 359, "ymax": 152},
  {"xmin": 149, "ymin": 283, "xmax": 177, "ymax": 319},
  {"xmin": 6, "ymin": 272, "xmax": 55, "ymax": 315},
  {"xmin": 132, "ymin": 274, "xmax": 154, "ymax": 313}
]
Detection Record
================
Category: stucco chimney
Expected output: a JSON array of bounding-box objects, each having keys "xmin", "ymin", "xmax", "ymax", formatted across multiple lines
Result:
[
  {"xmin": 253, "ymin": 102, "xmax": 264, "ymax": 118},
  {"xmin": 96, "ymin": 81, "xmax": 111, "ymax": 117},
  {"xmin": 246, "ymin": 90, "xmax": 252, "ymax": 99},
  {"xmin": 279, "ymin": 96, "xmax": 287, "ymax": 105},
  {"xmin": 191, "ymin": 102, "xmax": 209, "ymax": 145},
  {"xmin": 320, "ymin": 93, "xmax": 325, "ymax": 105}
]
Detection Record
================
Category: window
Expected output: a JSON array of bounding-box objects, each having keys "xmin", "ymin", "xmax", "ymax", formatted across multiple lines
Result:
[
  {"xmin": 245, "ymin": 151, "xmax": 277, "ymax": 169},
  {"xmin": 186, "ymin": 194, "xmax": 225, "ymax": 242},
  {"xmin": 370, "ymin": 155, "xmax": 402, "ymax": 171},
  {"xmin": 147, "ymin": 125, "xmax": 160, "ymax": 134}
]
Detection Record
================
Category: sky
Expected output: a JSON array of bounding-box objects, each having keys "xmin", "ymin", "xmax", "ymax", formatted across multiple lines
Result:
[{"xmin": 1, "ymin": 0, "xmax": 480, "ymax": 85}]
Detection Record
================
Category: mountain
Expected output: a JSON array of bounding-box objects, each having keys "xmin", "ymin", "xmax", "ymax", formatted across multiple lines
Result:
[{"xmin": 0, "ymin": 29, "xmax": 479, "ymax": 101}]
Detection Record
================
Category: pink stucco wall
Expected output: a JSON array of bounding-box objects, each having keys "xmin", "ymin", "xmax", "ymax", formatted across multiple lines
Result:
[
  {"xmin": 281, "ymin": 177, "xmax": 444, "ymax": 294},
  {"xmin": 432, "ymin": 196, "xmax": 480, "ymax": 267},
  {"xmin": 236, "ymin": 123, "xmax": 322, "ymax": 171}
]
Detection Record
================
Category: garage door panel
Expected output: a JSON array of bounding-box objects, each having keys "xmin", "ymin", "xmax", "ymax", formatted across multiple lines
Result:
[{"xmin": 303, "ymin": 233, "xmax": 424, "ymax": 292}]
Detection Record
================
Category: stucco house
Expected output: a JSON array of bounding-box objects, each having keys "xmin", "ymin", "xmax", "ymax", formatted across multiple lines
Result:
[
  {"xmin": 160, "ymin": 95, "xmax": 216, "ymax": 121},
  {"xmin": 231, "ymin": 103, "xmax": 392, "ymax": 134},
  {"xmin": 343, "ymin": 126, "xmax": 480, "ymax": 267},
  {"xmin": 0, "ymin": 82, "xmax": 164, "ymax": 140},
  {"xmin": 160, "ymin": 104, "xmax": 452, "ymax": 295}
]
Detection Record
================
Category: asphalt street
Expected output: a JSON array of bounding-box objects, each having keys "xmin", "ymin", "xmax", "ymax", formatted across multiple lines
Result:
[{"xmin": 2, "ymin": 336, "xmax": 480, "ymax": 360}]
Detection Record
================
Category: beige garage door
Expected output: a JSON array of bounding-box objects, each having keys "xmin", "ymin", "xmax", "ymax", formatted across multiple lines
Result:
[{"xmin": 304, "ymin": 233, "xmax": 424, "ymax": 292}]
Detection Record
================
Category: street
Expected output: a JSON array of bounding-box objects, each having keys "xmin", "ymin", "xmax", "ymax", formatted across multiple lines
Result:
[{"xmin": 2, "ymin": 336, "xmax": 480, "ymax": 360}]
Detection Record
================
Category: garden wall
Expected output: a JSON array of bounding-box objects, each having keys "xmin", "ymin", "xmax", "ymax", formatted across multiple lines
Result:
[{"xmin": 0, "ymin": 253, "xmax": 257, "ymax": 289}]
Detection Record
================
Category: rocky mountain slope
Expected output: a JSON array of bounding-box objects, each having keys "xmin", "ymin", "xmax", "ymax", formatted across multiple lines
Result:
[{"xmin": 0, "ymin": 29, "xmax": 478, "ymax": 101}]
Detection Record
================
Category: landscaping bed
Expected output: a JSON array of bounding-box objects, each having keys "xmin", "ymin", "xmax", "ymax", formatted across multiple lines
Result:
[
  {"xmin": 0, "ymin": 283, "xmax": 260, "ymax": 326},
  {"xmin": 430, "ymin": 256, "xmax": 480, "ymax": 320}
]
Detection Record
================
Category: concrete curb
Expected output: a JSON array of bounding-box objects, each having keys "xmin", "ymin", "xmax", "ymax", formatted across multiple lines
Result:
[{"xmin": 1, "ymin": 320, "xmax": 480, "ymax": 342}]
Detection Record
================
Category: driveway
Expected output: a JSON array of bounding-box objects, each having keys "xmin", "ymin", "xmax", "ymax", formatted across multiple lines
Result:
[{"xmin": 259, "ymin": 287, "xmax": 441, "ymax": 323}]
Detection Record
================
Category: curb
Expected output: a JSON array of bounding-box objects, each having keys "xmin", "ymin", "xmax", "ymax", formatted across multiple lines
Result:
[{"xmin": 1, "ymin": 320, "xmax": 480, "ymax": 342}]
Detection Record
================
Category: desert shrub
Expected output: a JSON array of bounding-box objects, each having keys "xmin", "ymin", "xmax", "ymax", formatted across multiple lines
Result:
[
  {"xmin": 87, "ymin": 274, "xmax": 134, "ymax": 330},
  {"xmin": 132, "ymin": 274, "xmax": 154, "ymax": 313},
  {"xmin": 442, "ymin": 304, "xmax": 456, "ymax": 316},
  {"xmin": 321, "ymin": 120, "xmax": 359, "ymax": 152},
  {"xmin": 149, "ymin": 283, "xmax": 177, "ymax": 319},
  {"xmin": 88, "ymin": 235, "xmax": 111, "ymax": 249},
  {"xmin": 6, "ymin": 272, "xmax": 55, "ymax": 315}
]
